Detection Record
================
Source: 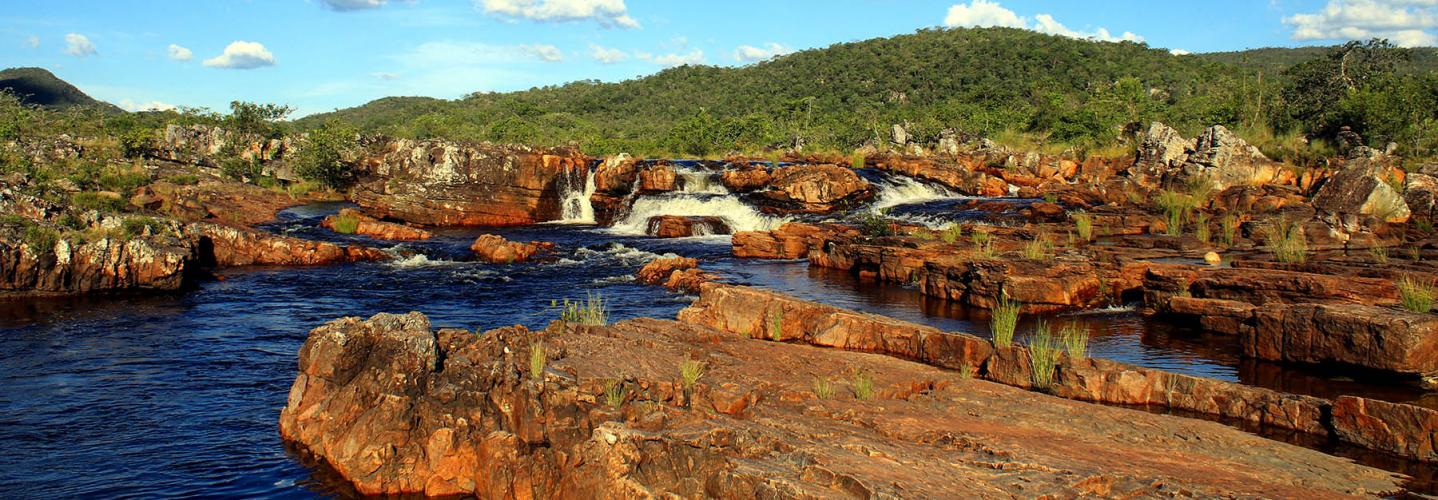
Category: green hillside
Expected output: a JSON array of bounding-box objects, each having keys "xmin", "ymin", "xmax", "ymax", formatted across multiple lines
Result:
[
  {"xmin": 0, "ymin": 67, "xmax": 122, "ymax": 113},
  {"xmin": 1200, "ymin": 46, "xmax": 1438, "ymax": 75}
]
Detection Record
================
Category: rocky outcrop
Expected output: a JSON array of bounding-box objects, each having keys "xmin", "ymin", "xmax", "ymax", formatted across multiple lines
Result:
[
  {"xmin": 1246, "ymin": 303, "xmax": 1438, "ymax": 377},
  {"xmin": 645, "ymin": 215, "xmax": 729, "ymax": 238},
  {"xmin": 0, "ymin": 229, "xmax": 193, "ymax": 295},
  {"xmin": 636, "ymin": 257, "xmax": 712, "ymax": 293},
  {"xmin": 1183, "ymin": 125, "xmax": 1282, "ymax": 190},
  {"xmin": 731, "ymin": 222, "xmax": 838, "ymax": 259},
  {"xmin": 280, "ymin": 310, "xmax": 1403, "ymax": 497},
  {"xmin": 469, "ymin": 234, "xmax": 553, "ymax": 264},
  {"xmin": 1133, "ymin": 122, "xmax": 1191, "ymax": 184},
  {"xmin": 351, "ymin": 140, "xmax": 587, "ymax": 226},
  {"xmin": 320, "ymin": 208, "xmax": 432, "ymax": 241},
  {"xmin": 759, "ymin": 164, "xmax": 874, "ymax": 213},
  {"xmin": 191, "ymin": 222, "xmax": 388, "ymax": 267},
  {"xmin": 1332, "ymin": 396, "xmax": 1438, "ymax": 463},
  {"xmin": 130, "ymin": 179, "xmax": 316, "ymax": 227},
  {"xmin": 871, "ymin": 157, "xmax": 1008, "ymax": 196},
  {"xmin": 637, "ymin": 164, "xmax": 677, "ymax": 193},
  {"xmin": 719, "ymin": 165, "xmax": 771, "ymax": 192},
  {"xmin": 1312, "ymin": 158, "xmax": 1411, "ymax": 223}
]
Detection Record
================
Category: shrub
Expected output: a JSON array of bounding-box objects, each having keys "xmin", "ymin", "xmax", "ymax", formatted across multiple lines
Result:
[
  {"xmin": 768, "ymin": 309, "xmax": 784, "ymax": 341},
  {"xmin": 603, "ymin": 379, "xmax": 627, "ymax": 407},
  {"xmin": 940, "ymin": 224, "xmax": 963, "ymax": 243},
  {"xmin": 296, "ymin": 120, "xmax": 359, "ymax": 189},
  {"xmin": 1060, "ymin": 322, "xmax": 1089, "ymax": 359},
  {"xmin": 1027, "ymin": 321, "xmax": 1060, "ymax": 388},
  {"xmin": 559, "ymin": 292, "xmax": 608, "ymax": 326},
  {"xmin": 330, "ymin": 214, "xmax": 360, "ymax": 234},
  {"xmin": 71, "ymin": 192, "xmax": 126, "ymax": 212},
  {"xmin": 812, "ymin": 376, "xmax": 835, "ymax": 399},
  {"xmin": 165, "ymin": 174, "xmax": 199, "ymax": 186},
  {"xmin": 121, "ymin": 216, "xmax": 166, "ymax": 239},
  {"xmin": 850, "ymin": 370, "xmax": 874, "ymax": 400},
  {"xmin": 990, "ymin": 292, "xmax": 1020, "ymax": 347},
  {"xmin": 1072, "ymin": 211, "xmax": 1093, "ymax": 241},
  {"xmin": 219, "ymin": 155, "xmax": 262, "ymax": 182},
  {"xmin": 680, "ymin": 358, "xmax": 706, "ymax": 390},
  {"xmin": 856, "ymin": 212, "xmax": 893, "ymax": 237},
  {"xmin": 1397, "ymin": 276, "xmax": 1435, "ymax": 313},
  {"xmin": 1268, "ymin": 216, "xmax": 1308, "ymax": 264},
  {"xmin": 23, "ymin": 225, "xmax": 59, "ymax": 254},
  {"xmin": 529, "ymin": 343, "xmax": 545, "ymax": 381}
]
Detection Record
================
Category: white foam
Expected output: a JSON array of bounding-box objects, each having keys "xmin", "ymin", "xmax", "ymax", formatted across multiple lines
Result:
[
  {"xmin": 556, "ymin": 168, "xmax": 596, "ymax": 224},
  {"xmin": 677, "ymin": 169, "xmax": 728, "ymax": 194},
  {"xmin": 607, "ymin": 194, "xmax": 787, "ymax": 235},
  {"xmin": 387, "ymin": 254, "xmax": 459, "ymax": 268},
  {"xmin": 871, "ymin": 175, "xmax": 959, "ymax": 212}
]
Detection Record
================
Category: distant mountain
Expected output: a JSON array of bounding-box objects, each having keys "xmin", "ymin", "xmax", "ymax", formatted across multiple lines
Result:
[
  {"xmin": 0, "ymin": 67, "xmax": 122, "ymax": 112},
  {"xmin": 1199, "ymin": 46, "xmax": 1438, "ymax": 75}
]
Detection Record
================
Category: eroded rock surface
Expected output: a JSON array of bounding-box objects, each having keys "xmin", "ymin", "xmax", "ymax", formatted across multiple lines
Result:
[
  {"xmin": 191, "ymin": 222, "xmax": 388, "ymax": 267},
  {"xmin": 279, "ymin": 310, "xmax": 1404, "ymax": 497},
  {"xmin": 469, "ymin": 234, "xmax": 553, "ymax": 263},
  {"xmin": 320, "ymin": 208, "xmax": 432, "ymax": 241}
]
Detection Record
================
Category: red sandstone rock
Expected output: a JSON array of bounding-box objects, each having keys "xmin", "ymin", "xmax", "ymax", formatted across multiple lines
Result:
[
  {"xmin": 731, "ymin": 222, "xmax": 837, "ymax": 259},
  {"xmin": 469, "ymin": 234, "xmax": 553, "ymax": 263},
  {"xmin": 0, "ymin": 227, "xmax": 193, "ymax": 295},
  {"xmin": 191, "ymin": 222, "xmax": 389, "ymax": 267},
  {"xmin": 320, "ymin": 208, "xmax": 432, "ymax": 241},
  {"xmin": 637, "ymin": 164, "xmax": 677, "ymax": 193},
  {"xmin": 760, "ymin": 164, "xmax": 874, "ymax": 213},
  {"xmin": 1246, "ymin": 303, "xmax": 1438, "ymax": 376},
  {"xmin": 1332, "ymin": 396, "xmax": 1438, "ymax": 463},
  {"xmin": 719, "ymin": 165, "xmax": 771, "ymax": 192},
  {"xmin": 636, "ymin": 257, "xmax": 697, "ymax": 284}
]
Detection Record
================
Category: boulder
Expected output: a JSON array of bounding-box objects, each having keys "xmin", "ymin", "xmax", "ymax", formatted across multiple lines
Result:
[
  {"xmin": 644, "ymin": 215, "xmax": 729, "ymax": 238},
  {"xmin": 0, "ymin": 227, "xmax": 193, "ymax": 296},
  {"xmin": 636, "ymin": 257, "xmax": 713, "ymax": 293},
  {"xmin": 1312, "ymin": 160, "xmax": 1411, "ymax": 223},
  {"xmin": 1246, "ymin": 303, "xmax": 1438, "ymax": 377},
  {"xmin": 351, "ymin": 139, "xmax": 587, "ymax": 226},
  {"xmin": 1130, "ymin": 122, "xmax": 1190, "ymax": 185},
  {"xmin": 760, "ymin": 164, "xmax": 874, "ymax": 213},
  {"xmin": 731, "ymin": 222, "xmax": 835, "ymax": 259},
  {"xmin": 637, "ymin": 164, "xmax": 677, "ymax": 193},
  {"xmin": 321, "ymin": 208, "xmax": 432, "ymax": 241},
  {"xmin": 1404, "ymin": 173, "xmax": 1438, "ymax": 219},
  {"xmin": 1182, "ymin": 125, "xmax": 1281, "ymax": 190},
  {"xmin": 719, "ymin": 165, "xmax": 771, "ymax": 192},
  {"xmin": 469, "ymin": 234, "xmax": 553, "ymax": 263},
  {"xmin": 1332, "ymin": 396, "xmax": 1438, "ymax": 463}
]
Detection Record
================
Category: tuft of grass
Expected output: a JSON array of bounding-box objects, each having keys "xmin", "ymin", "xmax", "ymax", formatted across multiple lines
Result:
[
  {"xmin": 23, "ymin": 225, "xmax": 60, "ymax": 255},
  {"xmin": 559, "ymin": 292, "xmax": 608, "ymax": 326},
  {"xmin": 1021, "ymin": 234, "xmax": 1052, "ymax": 261},
  {"xmin": 121, "ymin": 216, "xmax": 167, "ymax": 239},
  {"xmin": 1072, "ymin": 212, "xmax": 1093, "ymax": 241},
  {"xmin": 1268, "ymin": 216, "xmax": 1308, "ymax": 264},
  {"xmin": 680, "ymin": 358, "xmax": 706, "ymax": 390},
  {"xmin": 850, "ymin": 151, "xmax": 865, "ymax": 169},
  {"xmin": 971, "ymin": 230, "xmax": 996, "ymax": 259},
  {"xmin": 529, "ymin": 343, "xmax": 545, "ymax": 382},
  {"xmin": 604, "ymin": 379, "xmax": 627, "ymax": 408},
  {"xmin": 1027, "ymin": 321, "xmax": 1060, "ymax": 388},
  {"xmin": 71, "ymin": 191, "xmax": 127, "ymax": 213},
  {"xmin": 164, "ymin": 174, "xmax": 199, "ymax": 186},
  {"xmin": 1415, "ymin": 218, "xmax": 1434, "ymax": 234},
  {"xmin": 330, "ymin": 214, "xmax": 360, "ymax": 234},
  {"xmin": 990, "ymin": 292, "xmax": 1020, "ymax": 347},
  {"xmin": 812, "ymin": 376, "xmax": 835, "ymax": 399},
  {"xmin": 1397, "ymin": 276, "xmax": 1435, "ymax": 313},
  {"xmin": 958, "ymin": 362, "xmax": 975, "ymax": 379},
  {"xmin": 1411, "ymin": 247, "xmax": 1424, "ymax": 262},
  {"xmin": 1369, "ymin": 246, "xmax": 1390, "ymax": 265},
  {"xmin": 940, "ymin": 223, "xmax": 964, "ymax": 243},
  {"xmin": 768, "ymin": 309, "xmax": 784, "ymax": 341},
  {"xmin": 1219, "ymin": 214, "xmax": 1238, "ymax": 246},
  {"xmin": 1155, "ymin": 189, "xmax": 1197, "ymax": 236},
  {"xmin": 1195, "ymin": 213, "xmax": 1210, "ymax": 244},
  {"xmin": 1059, "ymin": 322, "xmax": 1089, "ymax": 359},
  {"xmin": 850, "ymin": 370, "xmax": 874, "ymax": 400},
  {"xmin": 856, "ymin": 211, "xmax": 893, "ymax": 237}
]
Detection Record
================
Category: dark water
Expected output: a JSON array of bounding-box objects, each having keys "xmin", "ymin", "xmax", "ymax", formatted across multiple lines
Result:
[{"xmin": 0, "ymin": 201, "xmax": 1432, "ymax": 498}]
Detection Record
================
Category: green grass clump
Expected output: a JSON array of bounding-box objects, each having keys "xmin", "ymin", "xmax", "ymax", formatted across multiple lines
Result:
[
  {"xmin": 164, "ymin": 174, "xmax": 199, "ymax": 186},
  {"xmin": 23, "ymin": 225, "xmax": 60, "ymax": 254},
  {"xmin": 1397, "ymin": 276, "xmax": 1435, "ymax": 313},
  {"xmin": 812, "ymin": 376, "xmax": 835, "ymax": 399},
  {"xmin": 971, "ymin": 230, "xmax": 995, "ymax": 259},
  {"xmin": 529, "ymin": 343, "xmax": 545, "ymax": 382},
  {"xmin": 1060, "ymin": 322, "xmax": 1089, "ymax": 359},
  {"xmin": 768, "ymin": 309, "xmax": 784, "ymax": 341},
  {"xmin": 1155, "ymin": 189, "xmax": 1196, "ymax": 236},
  {"xmin": 1072, "ymin": 212, "xmax": 1093, "ymax": 241},
  {"xmin": 958, "ymin": 362, "xmax": 975, "ymax": 379},
  {"xmin": 940, "ymin": 224, "xmax": 964, "ymax": 243},
  {"xmin": 1219, "ymin": 214, "xmax": 1238, "ymax": 246},
  {"xmin": 1027, "ymin": 321, "xmax": 1060, "ymax": 388},
  {"xmin": 604, "ymin": 379, "xmax": 627, "ymax": 407},
  {"xmin": 330, "ymin": 214, "xmax": 360, "ymax": 234},
  {"xmin": 680, "ymin": 358, "xmax": 706, "ymax": 390},
  {"xmin": 98, "ymin": 171, "xmax": 151, "ymax": 192},
  {"xmin": 1195, "ymin": 213, "xmax": 1210, "ymax": 244},
  {"xmin": 1268, "ymin": 216, "xmax": 1308, "ymax": 264},
  {"xmin": 990, "ymin": 293, "xmax": 1020, "ymax": 347},
  {"xmin": 850, "ymin": 151, "xmax": 865, "ymax": 169},
  {"xmin": 1021, "ymin": 235, "xmax": 1052, "ymax": 261},
  {"xmin": 121, "ymin": 216, "xmax": 166, "ymax": 239},
  {"xmin": 850, "ymin": 371, "xmax": 874, "ymax": 400},
  {"xmin": 71, "ymin": 192, "xmax": 127, "ymax": 212},
  {"xmin": 559, "ymin": 292, "xmax": 608, "ymax": 326},
  {"xmin": 856, "ymin": 212, "xmax": 893, "ymax": 237},
  {"xmin": 1369, "ymin": 246, "xmax": 1390, "ymax": 265}
]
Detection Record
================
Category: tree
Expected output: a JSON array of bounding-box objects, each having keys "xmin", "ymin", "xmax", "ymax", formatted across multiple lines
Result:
[
  {"xmin": 294, "ymin": 121, "xmax": 359, "ymax": 189},
  {"xmin": 1279, "ymin": 39, "xmax": 1407, "ymax": 139},
  {"xmin": 227, "ymin": 101, "xmax": 293, "ymax": 139}
]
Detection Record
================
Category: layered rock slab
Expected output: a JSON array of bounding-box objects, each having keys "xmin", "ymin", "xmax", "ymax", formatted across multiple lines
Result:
[{"xmin": 279, "ymin": 311, "xmax": 1403, "ymax": 497}]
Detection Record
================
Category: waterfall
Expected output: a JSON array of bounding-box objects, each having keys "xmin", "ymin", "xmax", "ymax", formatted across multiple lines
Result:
[
  {"xmin": 677, "ymin": 170, "xmax": 727, "ymax": 194},
  {"xmin": 608, "ymin": 193, "xmax": 786, "ymax": 235},
  {"xmin": 557, "ymin": 167, "xmax": 596, "ymax": 224},
  {"xmin": 870, "ymin": 175, "xmax": 959, "ymax": 212}
]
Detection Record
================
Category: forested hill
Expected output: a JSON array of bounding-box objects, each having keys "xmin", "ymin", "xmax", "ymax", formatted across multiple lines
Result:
[
  {"xmin": 0, "ymin": 67, "xmax": 122, "ymax": 113},
  {"xmin": 1200, "ymin": 46, "xmax": 1438, "ymax": 75},
  {"xmin": 296, "ymin": 27, "xmax": 1438, "ymax": 159}
]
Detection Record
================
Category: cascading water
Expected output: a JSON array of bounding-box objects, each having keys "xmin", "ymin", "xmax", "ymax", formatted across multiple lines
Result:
[
  {"xmin": 677, "ymin": 169, "xmax": 727, "ymax": 194},
  {"xmin": 608, "ymin": 193, "xmax": 786, "ymax": 236},
  {"xmin": 557, "ymin": 167, "xmax": 597, "ymax": 224},
  {"xmin": 870, "ymin": 175, "xmax": 959, "ymax": 211}
]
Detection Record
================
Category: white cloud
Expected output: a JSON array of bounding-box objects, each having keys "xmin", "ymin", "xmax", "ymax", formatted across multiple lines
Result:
[
  {"xmin": 120, "ymin": 99, "xmax": 177, "ymax": 112},
  {"xmin": 371, "ymin": 72, "xmax": 400, "ymax": 80},
  {"xmin": 943, "ymin": 0, "xmax": 1026, "ymax": 28},
  {"xmin": 942, "ymin": 2, "xmax": 1145, "ymax": 44},
  {"xmin": 320, "ymin": 0, "xmax": 387, "ymax": 10},
  {"xmin": 64, "ymin": 33, "xmax": 96, "ymax": 57},
  {"xmin": 525, "ymin": 44, "xmax": 564, "ymax": 62},
  {"xmin": 203, "ymin": 41, "xmax": 276, "ymax": 69},
  {"xmin": 643, "ymin": 49, "xmax": 703, "ymax": 67},
  {"xmin": 1284, "ymin": 0, "xmax": 1438, "ymax": 47},
  {"xmin": 167, "ymin": 44, "xmax": 193, "ymax": 62},
  {"xmin": 25, "ymin": 35, "xmax": 39, "ymax": 49},
  {"xmin": 1170, "ymin": 48, "xmax": 1192, "ymax": 55},
  {"xmin": 1032, "ymin": 14, "xmax": 1144, "ymax": 42},
  {"xmin": 733, "ymin": 42, "xmax": 792, "ymax": 62},
  {"xmin": 588, "ymin": 43, "xmax": 627, "ymax": 63},
  {"xmin": 478, "ymin": 0, "xmax": 639, "ymax": 28}
]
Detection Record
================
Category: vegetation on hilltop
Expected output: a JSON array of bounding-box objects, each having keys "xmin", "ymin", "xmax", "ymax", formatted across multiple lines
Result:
[{"xmin": 0, "ymin": 67, "xmax": 123, "ymax": 113}]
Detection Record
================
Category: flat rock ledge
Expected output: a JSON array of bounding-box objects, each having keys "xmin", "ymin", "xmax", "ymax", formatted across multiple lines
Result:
[{"xmin": 280, "ymin": 308, "xmax": 1405, "ymax": 497}]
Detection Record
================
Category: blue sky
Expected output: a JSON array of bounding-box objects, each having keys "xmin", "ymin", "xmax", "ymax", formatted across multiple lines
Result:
[{"xmin": 2, "ymin": 0, "xmax": 1432, "ymax": 117}]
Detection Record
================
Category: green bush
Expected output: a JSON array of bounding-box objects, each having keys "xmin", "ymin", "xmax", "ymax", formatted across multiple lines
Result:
[
  {"xmin": 71, "ymin": 192, "xmax": 127, "ymax": 212},
  {"xmin": 295, "ymin": 120, "xmax": 359, "ymax": 188},
  {"xmin": 23, "ymin": 225, "xmax": 60, "ymax": 254},
  {"xmin": 330, "ymin": 214, "xmax": 360, "ymax": 234},
  {"xmin": 856, "ymin": 212, "xmax": 893, "ymax": 237}
]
